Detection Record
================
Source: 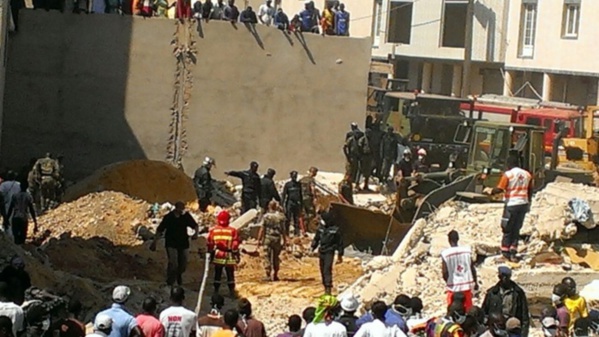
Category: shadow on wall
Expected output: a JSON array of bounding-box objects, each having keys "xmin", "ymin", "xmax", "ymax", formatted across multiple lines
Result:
[
  {"xmin": 1, "ymin": 10, "xmax": 148, "ymax": 180},
  {"xmin": 473, "ymin": 1, "xmax": 496, "ymax": 63}
]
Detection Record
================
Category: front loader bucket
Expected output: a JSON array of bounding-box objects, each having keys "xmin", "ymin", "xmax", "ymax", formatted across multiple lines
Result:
[{"xmin": 411, "ymin": 173, "xmax": 478, "ymax": 223}]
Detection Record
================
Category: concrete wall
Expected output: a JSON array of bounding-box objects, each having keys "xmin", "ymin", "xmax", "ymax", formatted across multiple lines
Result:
[
  {"xmin": 1, "ymin": 11, "xmax": 370, "ymax": 180},
  {"xmin": 505, "ymin": 0, "xmax": 599, "ymax": 76}
]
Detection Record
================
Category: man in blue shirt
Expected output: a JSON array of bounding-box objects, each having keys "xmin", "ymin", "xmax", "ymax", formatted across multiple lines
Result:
[
  {"xmin": 95, "ymin": 286, "xmax": 143, "ymax": 337},
  {"xmin": 356, "ymin": 294, "xmax": 410, "ymax": 333},
  {"xmin": 298, "ymin": 1, "xmax": 320, "ymax": 33},
  {"xmin": 335, "ymin": 3, "xmax": 350, "ymax": 36}
]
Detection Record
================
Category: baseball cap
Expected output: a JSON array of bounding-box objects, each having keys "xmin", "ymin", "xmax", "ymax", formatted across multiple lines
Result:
[
  {"xmin": 542, "ymin": 316, "xmax": 558, "ymax": 329},
  {"xmin": 498, "ymin": 266, "xmax": 512, "ymax": 277},
  {"xmin": 112, "ymin": 285, "xmax": 131, "ymax": 304},
  {"xmin": 94, "ymin": 314, "xmax": 113, "ymax": 330},
  {"xmin": 339, "ymin": 294, "xmax": 359, "ymax": 312},
  {"xmin": 507, "ymin": 317, "xmax": 521, "ymax": 331}
]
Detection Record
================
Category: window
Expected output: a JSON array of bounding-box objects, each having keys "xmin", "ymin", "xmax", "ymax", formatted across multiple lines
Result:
[
  {"xmin": 441, "ymin": 0, "xmax": 468, "ymax": 48},
  {"xmin": 387, "ymin": 1, "xmax": 413, "ymax": 44},
  {"xmin": 519, "ymin": 1, "xmax": 537, "ymax": 58},
  {"xmin": 373, "ymin": 0, "xmax": 383, "ymax": 46},
  {"xmin": 562, "ymin": 2, "xmax": 581, "ymax": 38}
]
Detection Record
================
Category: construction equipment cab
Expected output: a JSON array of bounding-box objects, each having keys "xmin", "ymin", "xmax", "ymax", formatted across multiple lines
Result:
[
  {"xmin": 467, "ymin": 122, "xmax": 546, "ymax": 191},
  {"xmin": 557, "ymin": 106, "xmax": 599, "ymax": 171}
]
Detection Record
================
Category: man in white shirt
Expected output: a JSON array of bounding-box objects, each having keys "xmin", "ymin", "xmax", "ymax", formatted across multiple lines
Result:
[
  {"xmin": 257, "ymin": 0, "xmax": 274, "ymax": 26},
  {"xmin": 0, "ymin": 282, "xmax": 24, "ymax": 337},
  {"xmin": 159, "ymin": 287, "xmax": 197, "ymax": 337},
  {"xmin": 441, "ymin": 230, "xmax": 478, "ymax": 312},
  {"xmin": 304, "ymin": 295, "xmax": 347, "ymax": 337},
  {"xmin": 354, "ymin": 301, "xmax": 406, "ymax": 337}
]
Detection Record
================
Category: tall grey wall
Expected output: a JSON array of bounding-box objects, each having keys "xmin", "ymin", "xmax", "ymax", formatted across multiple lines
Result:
[{"xmin": 2, "ymin": 11, "xmax": 370, "ymax": 179}]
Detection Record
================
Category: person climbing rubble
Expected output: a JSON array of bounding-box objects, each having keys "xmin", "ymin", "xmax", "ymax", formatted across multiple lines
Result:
[
  {"xmin": 32, "ymin": 153, "xmax": 61, "ymax": 212},
  {"xmin": 197, "ymin": 294, "xmax": 226, "ymax": 337},
  {"xmin": 150, "ymin": 201, "xmax": 199, "ymax": 287},
  {"xmin": 7, "ymin": 181, "xmax": 38, "ymax": 246},
  {"xmin": 483, "ymin": 155, "xmax": 532, "ymax": 262},
  {"xmin": 311, "ymin": 211, "xmax": 343, "ymax": 295},
  {"xmin": 194, "ymin": 157, "xmax": 215, "ymax": 212},
  {"xmin": 257, "ymin": 200, "xmax": 287, "ymax": 282},
  {"xmin": 259, "ymin": 168, "xmax": 281, "ymax": 211},
  {"xmin": 482, "ymin": 267, "xmax": 529, "ymax": 337},
  {"xmin": 225, "ymin": 162, "xmax": 261, "ymax": 214},
  {"xmin": 441, "ymin": 230, "xmax": 477, "ymax": 312},
  {"xmin": 95, "ymin": 286, "xmax": 143, "ymax": 337},
  {"xmin": 207, "ymin": 210, "xmax": 240, "ymax": 297},
  {"xmin": 159, "ymin": 287, "xmax": 197, "ymax": 337},
  {"xmin": 282, "ymin": 171, "xmax": 303, "ymax": 236}
]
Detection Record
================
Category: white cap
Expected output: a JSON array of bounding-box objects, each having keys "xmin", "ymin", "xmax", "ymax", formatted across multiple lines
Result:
[
  {"xmin": 112, "ymin": 285, "xmax": 131, "ymax": 304},
  {"xmin": 94, "ymin": 315, "xmax": 113, "ymax": 330},
  {"xmin": 542, "ymin": 316, "xmax": 558, "ymax": 329},
  {"xmin": 403, "ymin": 148, "xmax": 412, "ymax": 155},
  {"xmin": 340, "ymin": 295, "xmax": 359, "ymax": 312},
  {"xmin": 417, "ymin": 148, "xmax": 427, "ymax": 156}
]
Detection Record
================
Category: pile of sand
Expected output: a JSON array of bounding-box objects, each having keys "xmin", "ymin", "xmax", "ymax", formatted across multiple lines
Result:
[
  {"xmin": 36, "ymin": 191, "xmax": 150, "ymax": 246},
  {"xmin": 63, "ymin": 160, "xmax": 196, "ymax": 204}
]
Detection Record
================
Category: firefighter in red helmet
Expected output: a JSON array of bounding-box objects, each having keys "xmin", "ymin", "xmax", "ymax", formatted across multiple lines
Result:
[{"xmin": 207, "ymin": 210, "xmax": 241, "ymax": 297}]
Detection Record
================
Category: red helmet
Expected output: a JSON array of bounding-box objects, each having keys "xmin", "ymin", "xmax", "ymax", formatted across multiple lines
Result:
[{"xmin": 217, "ymin": 210, "xmax": 230, "ymax": 226}]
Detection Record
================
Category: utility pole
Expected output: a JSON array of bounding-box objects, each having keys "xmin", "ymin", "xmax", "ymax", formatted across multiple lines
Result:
[{"xmin": 461, "ymin": 0, "xmax": 474, "ymax": 98}]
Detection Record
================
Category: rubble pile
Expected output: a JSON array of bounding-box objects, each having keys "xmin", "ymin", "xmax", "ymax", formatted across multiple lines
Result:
[
  {"xmin": 342, "ymin": 182, "xmax": 599, "ymax": 318},
  {"xmin": 63, "ymin": 160, "xmax": 197, "ymax": 204},
  {"xmin": 36, "ymin": 191, "xmax": 151, "ymax": 246}
]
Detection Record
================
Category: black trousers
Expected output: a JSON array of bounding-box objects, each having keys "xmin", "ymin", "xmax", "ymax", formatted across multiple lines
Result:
[
  {"xmin": 11, "ymin": 217, "xmax": 28, "ymax": 245},
  {"xmin": 319, "ymin": 252, "xmax": 334, "ymax": 288},
  {"xmin": 214, "ymin": 264, "xmax": 235, "ymax": 292},
  {"xmin": 241, "ymin": 194, "xmax": 257, "ymax": 214},
  {"xmin": 500, "ymin": 204, "xmax": 528, "ymax": 256},
  {"xmin": 285, "ymin": 204, "xmax": 302, "ymax": 235},
  {"xmin": 381, "ymin": 157, "xmax": 394, "ymax": 181}
]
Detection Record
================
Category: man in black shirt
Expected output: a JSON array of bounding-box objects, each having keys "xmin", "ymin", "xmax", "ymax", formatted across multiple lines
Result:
[
  {"xmin": 282, "ymin": 171, "xmax": 303, "ymax": 236},
  {"xmin": 239, "ymin": 5, "xmax": 257, "ymax": 24},
  {"xmin": 226, "ymin": 161, "xmax": 262, "ymax": 214},
  {"xmin": 194, "ymin": 157, "xmax": 215, "ymax": 212},
  {"xmin": 396, "ymin": 148, "xmax": 415, "ymax": 179},
  {"xmin": 259, "ymin": 168, "xmax": 281, "ymax": 210},
  {"xmin": 150, "ymin": 202, "xmax": 198, "ymax": 286},
  {"xmin": 311, "ymin": 211, "xmax": 343, "ymax": 295},
  {"xmin": 380, "ymin": 127, "xmax": 398, "ymax": 183}
]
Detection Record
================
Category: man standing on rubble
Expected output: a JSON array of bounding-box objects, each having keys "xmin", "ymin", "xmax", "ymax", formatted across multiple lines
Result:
[
  {"xmin": 226, "ymin": 162, "xmax": 261, "ymax": 214},
  {"xmin": 345, "ymin": 122, "xmax": 363, "ymax": 141},
  {"xmin": 358, "ymin": 129, "xmax": 373, "ymax": 191},
  {"xmin": 194, "ymin": 157, "xmax": 215, "ymax": 212},
  {"xmin": 259, "ymin": 168, "xmax": 281, "ymax": 211},
  {"xmin": 282, "ymin": 171, "xmax": 303, "ymax": 236},
  {"xmin": 441, "ymin": 230, "xmax": 477, "ymax": 312},
  {"xmin": 380, "ymin": 127, "xmax": 398, "ymax": 183},
  {"xmin": 300, "ymin": 167, "xmax": 318, "ymax": 229},
  {"xmin": 311, "ymin": 211, "xmax": 343, "ymax": 295},
  {"xmin": 344, "ymin": 130, "xmax": 361, "ymax": 185},
  {"xmin": 257, "ymin": 200, "xmax": 287, "ymax": 281},
  {"xmin": 150, "ymin": 202, "xmax": 199, "ymax": 287},
  {"xmin": 483, "ymin": 155, "xmax": 532, "ymax": 262},
  {"xmin": 207, "ymin": 210, "xmax": 240, "ymax": 297}
]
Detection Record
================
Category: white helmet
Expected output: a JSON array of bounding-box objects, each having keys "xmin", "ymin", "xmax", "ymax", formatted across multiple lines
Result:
[
  {"xmin": 203, "ymin": 157, "xmax": 215, "ymax": 166},
  {"xmin": 403, "ymin": 148, "xmax": 412, "ymax": 156},
  {"xmin": 417, "ymin": 148, "xmax": 427, "ymax": 156},
  {"xmin": 340, "ymin": 295, "xmax": 359, "ymax": 312}
]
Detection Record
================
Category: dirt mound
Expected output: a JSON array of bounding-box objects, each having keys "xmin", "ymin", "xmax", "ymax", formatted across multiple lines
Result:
[
  {"xmin": 37, "ymin": 191, "xmax": 150, "ymax": 246},
  {"xmin": 63, "ymin": 160, "xmax": 196, "ymax": 204}
]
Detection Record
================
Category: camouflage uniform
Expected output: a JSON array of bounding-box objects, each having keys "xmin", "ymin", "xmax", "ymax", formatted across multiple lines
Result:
[
  {"xmin": 300, "ymin": 176, "xmax": 316, "ymax": 225},
  {"xmin": 261, "ymin": 211, "xmax": 286, "ymax": 275},
  {"xmin": 33, "ymin": 156, "xmax": 60, "ymax": 211}
]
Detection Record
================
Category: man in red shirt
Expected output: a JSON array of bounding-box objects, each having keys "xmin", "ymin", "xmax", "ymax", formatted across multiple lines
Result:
[
  {"xmin": 136, "ymin": 297, "xmax": 164, "ymax": 337},
  {"xmin": 207, "ymin": 210, "xmax": 240, "ymax": 297}
]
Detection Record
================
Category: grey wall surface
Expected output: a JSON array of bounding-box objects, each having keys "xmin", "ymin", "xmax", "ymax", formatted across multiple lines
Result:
[{"xmin": 2, "ymin": 11, "xmax": 370, "ymax": 180}]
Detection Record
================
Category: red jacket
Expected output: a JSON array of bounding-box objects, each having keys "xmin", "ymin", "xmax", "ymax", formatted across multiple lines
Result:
[{"xmin": 207, "ymin": 225, "xmax": 240, "ymax": 266}]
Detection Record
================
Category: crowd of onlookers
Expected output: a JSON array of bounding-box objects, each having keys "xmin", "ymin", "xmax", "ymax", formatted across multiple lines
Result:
[
  {"xmin": 10, "ymin": 0, "xmax": 351, "ymax": 37},
  {"xmin": 0, "ymin": 255, "xmax": 598, "ymax": 337}
]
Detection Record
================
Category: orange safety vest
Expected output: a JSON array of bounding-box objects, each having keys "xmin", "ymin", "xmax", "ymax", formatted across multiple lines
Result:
[
  {"xmin": 498, "ymin": 167, "xmax": 532, "ymax": 206},
  {"xmin": 207, "ymin": 225, "xmax": 240, "ymax": 266}
]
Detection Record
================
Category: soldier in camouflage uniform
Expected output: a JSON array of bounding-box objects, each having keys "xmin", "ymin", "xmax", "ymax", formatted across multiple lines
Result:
[
  {"xmin": 32, "ymin": 153, "xmax": 61, "ymax": 211},
  {"xmin": 257, "ymin": 200, "xmax": 287, "ymax": 282},
  {"xmin": 299, "ymin": 167, "xmax": 318, "ymax": 228}
]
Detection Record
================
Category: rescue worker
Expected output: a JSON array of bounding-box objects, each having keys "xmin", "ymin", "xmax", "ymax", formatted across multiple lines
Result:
[
  {"xmin": 369, "ymin": 116, "xmax": 384, "ymax": 179},
  {"xmin": 344, "ymin": 131, "xmax": 361, "ymax": 184},
  {"xmin": 282, "ymin": 171, "xmax": 303, "ymax": 236},
  {"xmin": 311, "ymin": 211, "xmax": 343, "ymax": 295},
  {"xmin": 483, "ymin": 155, "xmax": 532, "ymax": 262},
  {"xmin": 207, "ymin": 210, "xmax": 240, "ymax": 297},
  {"xmin": 32, "ymin": 153, "xmax": 60, "ymax": 211},
  {"xmin": 424, "ymin": 302, "xmax": 465, "ymax": 337},
  {"xmin": 396, "ymin": 149, "xmax": 415, "ymax": 180},
  {"xmin": 299, "ymin": 167, "xmax": 318, "ymax": 229},
  {"xmin": 358, "ymin": 129, "xmax": 373, "ymax": 190},
  {"xmin": 338, "ymin": 173, "xmax": 354, "ymax": 205},
  {"xmin": 226, "ymin": 161, "xmax": 262, "ymax": 214},
  {"xmin": 194, "ymin": 157, "xmax": 215, "ymax": 212},
  {"xmin": 441, "ymin": 230, "xmax": 478, "ymax": 312},
  {"xmin": 257, "ymin": 200, "xmax": 287, "ymax": 282},
  {"xmin": 380, "ymin": 126, "xmax": 398, "ymax": 183},
  {"xmin": 414, "ymin": 148, "xmax": 430, "ymax": 173},
  {"xmin": 259, "ymin": 168, "xmax": 281, "ymax": 210}
]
